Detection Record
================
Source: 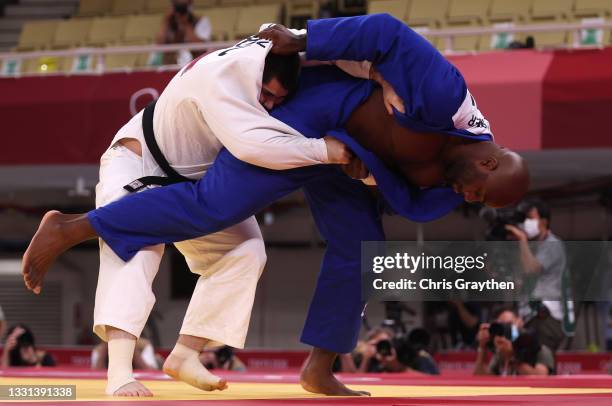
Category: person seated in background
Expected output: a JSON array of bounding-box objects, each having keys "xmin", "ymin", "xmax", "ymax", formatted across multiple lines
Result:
[
  {"xmin": 199, "ymin": 346, "xmax": 246, "ymax": 372},
  {"xmin": 1, "ymin": 324, "xmax": 56, "ymax": 367},
  {"xmin": 91, "ymin": 337, "xmax": 160, "ymax": 370},
  {"xmin": 474, "ymin": 309, "xmax": 555, "ymax": 376},
  {"xmin": 156, "ymin": 0, "xmax": 211, "ymax": 65}
]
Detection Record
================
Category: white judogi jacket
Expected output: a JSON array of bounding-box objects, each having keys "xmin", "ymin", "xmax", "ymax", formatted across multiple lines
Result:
[{"xmin": 111, "ymin": 37, "xmax": 329, "ymax": 180}]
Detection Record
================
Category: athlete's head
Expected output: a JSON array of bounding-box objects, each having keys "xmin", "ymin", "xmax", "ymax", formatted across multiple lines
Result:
[
  {"xmin": 260, "ymin": 52, "xmax": 300, "ymax": 110},
  {"xmin": 444, "ymin": 142, "xmax": 529, "ymax": 208}
]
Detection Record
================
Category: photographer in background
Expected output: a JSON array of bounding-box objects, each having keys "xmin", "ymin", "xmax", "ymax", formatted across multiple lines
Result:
[
  {"xmin": 156, "ymin": 0, "xmax": 211, "ymax": 65},
  {"xmin": 505, "ymin": 200, "xmax": 569, "ymax": 352},
  {"xmin": 342, "ymin": 327, "xmax": 438, "ymax": 374},
  {"xmin": 377, "ymin": 328, "xmax": 439, "ymax": 375},
  {"xmin": 1, "ymin": 324, "xmax": 56, "ymax": 367},
  {"xmin": 199, "ymin": 346, "xmax": 246, "ymax": 372},
  {"xmin": 474, "ymin": 309, "xmax": 554, "ymax": 376}
]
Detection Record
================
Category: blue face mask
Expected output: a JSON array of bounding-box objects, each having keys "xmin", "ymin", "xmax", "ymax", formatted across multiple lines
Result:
[{"xmin": 511, "ymin": 324, "xmax": 520, "ymax": 342}]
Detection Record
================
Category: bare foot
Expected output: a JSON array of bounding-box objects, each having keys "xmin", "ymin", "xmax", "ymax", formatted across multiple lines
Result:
[
  {"xmin": 113, "ymin": 381, "xmax": 153, "ymax": 397},
  {"xmin": 163, "ymin": 353, "xmax": 227, "ymax": 391},
  {"xmin": 22, "ymin": 210, "xmax": 92, "ymax": 294},
  {"xmin": 300, "ymin": 348, "xmax": 370, "ymax": 396}
]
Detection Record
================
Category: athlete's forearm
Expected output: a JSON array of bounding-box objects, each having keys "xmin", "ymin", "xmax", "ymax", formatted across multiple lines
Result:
[
  {"xmin": 518, "ymin": 239, "xmax": 543, "ymax": 275},
  {"xmin": 473, "ymin": 348, "xmax": 491, "ymax": 375}
]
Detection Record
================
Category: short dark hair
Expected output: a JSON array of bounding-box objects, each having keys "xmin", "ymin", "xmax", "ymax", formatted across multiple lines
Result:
[
  {"xmin": 6, "ymin": 324, "xmax": 36, "ymax": 367},
  {"xmin": 262, "ymin": 52, "xmax": 301, "ymax": 95},
  {"xmin": 493, "ymin": 306, "xmax": 518, "ymax": 321},
  {"xmin": 519, "ymin": 199, "xmax": 551, "ymax": 226}
]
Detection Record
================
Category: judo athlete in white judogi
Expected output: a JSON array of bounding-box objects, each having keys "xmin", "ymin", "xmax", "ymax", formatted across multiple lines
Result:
[{"xmin": 93, "ymin": 37, "xmax": 355, "ymax": 396}]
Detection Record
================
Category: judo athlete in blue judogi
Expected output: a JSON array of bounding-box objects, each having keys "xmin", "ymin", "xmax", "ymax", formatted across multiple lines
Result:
[{"xmin": 23, "ymin": 14, "xmax": 529, "ymax": 395}]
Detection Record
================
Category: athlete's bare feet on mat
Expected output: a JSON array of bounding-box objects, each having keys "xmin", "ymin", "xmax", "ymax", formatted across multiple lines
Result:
[
  {"xmin": 163, "ymin": 352, "xmax": 228, "ymax": 392},
  {"xmin": 22, "ymin": 210, "xmax": 95, "ymax": 294},
  {"xmin": 113, "ymin": 381, "xmax": 153, "ymax": 397},
  {"xmin": 300, "ymin": 347, "xmax": 370, "ymax": 396}
]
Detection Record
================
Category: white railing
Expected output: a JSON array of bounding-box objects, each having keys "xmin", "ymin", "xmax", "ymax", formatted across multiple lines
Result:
[
  {"xmin": 0, "ymin": 41, "xmax": 233, "ymax": 76},
  {"xmin": 0, "ymin": 20, "xmax": 611, "ymax": 76},
  {"xmin": 415, "ymin": 20, "xmax": 612, "ymax": 53}
]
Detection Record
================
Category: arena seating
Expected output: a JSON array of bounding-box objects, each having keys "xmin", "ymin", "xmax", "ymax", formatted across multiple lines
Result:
[
  {"xmin": 2, "ymin": 0, "xmax": 612, "ymax": 75},
  {"xmin": 14, "ymin": 19, "xmax": 59, "ymax": 51},
  {"xmin": 194, "ymin": 6, "xmax": 240, "ymax": 40},
  {"xmin": 85, "ymin": 16, "xmax": 127, "ymax": 47},
  {"xmin": 445, "ymin": 0, "xmax": 489, "ymax": 51},
  {"xmin": 7, "ymin": 0, "xmax": 298, "ymax": 73},
  {"xmin": 285, "ymin": 0, "xmax": 321, "ymax": 27},
  {"xmin": 369, "ymin": 0, "xmax": 612, "ymax": 51},
  {"xmin": 366, "ymin": 0, "xmax": 410, "ymax": 21},
  {"xmin": 75, "ymin": 0, "xmax": 112, "ymax": 17},
  {"xmin": 234, "ymin": 3, "xmax": 283, "ymax": 38}
]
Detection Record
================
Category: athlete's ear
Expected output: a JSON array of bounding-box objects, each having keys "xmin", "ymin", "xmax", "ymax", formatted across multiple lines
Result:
[{"xmin": 478, "ymin": 157, "xmax": 498, "ymax": 171}]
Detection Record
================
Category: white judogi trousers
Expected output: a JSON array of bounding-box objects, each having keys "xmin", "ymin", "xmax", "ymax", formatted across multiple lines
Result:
[{"xmin": 92, "ymin": 143, "xmax": 266, "ymax": 348}]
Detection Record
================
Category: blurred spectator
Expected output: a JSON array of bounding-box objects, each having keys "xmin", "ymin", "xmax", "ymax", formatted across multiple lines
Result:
[
  {"xmin": 156, "ymin": 0, "xmax": 211, "ymax": 65},
  {"xmin": 91, "ymin": 337, "xmax": 160, "ymax": 370},
  {"xmin": 1, "ymin": 324, "xmax": 56, "ymax": 367},
  {"xmin": 0, "ymin": 305, "xmax": 5, "ymax": 339},
  {"xmin": 447, "ymin": 300, "xmax": 482, "ymax": 349},
  {"xmin": 474, "ymin": 309, "xmax": 554, "ymax": 376},
  {"xmin": 338, "ymin": 327, "xmax": 438, "ymax": 375},
  {"xmin": 381, "ymin": 302, "xmax": 416, "ymax": 335},
  {"xmin": 346, "ymin": 326, "xmax": 394, "ymax": 373},
  {"xmin": 506, "ymin": 199, "xmax": 570, "ymax": 351},
  {"xmin": 508, "ymin": 36, "xmax": 535, "ymax": 49},
  {"xmin": 199, "ymin": 346, "xmax": 246, "ymax": 372}
]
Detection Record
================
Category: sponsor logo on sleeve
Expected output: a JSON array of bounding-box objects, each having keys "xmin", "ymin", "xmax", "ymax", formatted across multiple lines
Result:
[{"xmin": 452, "ymin": 90, "xmax": 492, "ymax": 137}]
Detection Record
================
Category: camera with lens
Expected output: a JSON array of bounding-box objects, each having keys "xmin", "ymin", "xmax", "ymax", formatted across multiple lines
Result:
[
  {"xmin": 489, "ymin": 322, "xmax": 514, "ymax": 340},
  {"xmin": 173, "ymin": 2, "xmax": 189, "ymax": 14},
  {"xmin": 214, "ymin": 345, "xmax": 234, "ymax": 366},
  {"xmin": 480, "ymin": 207, "xmax": 526, "ymax": 241},
  {"xmin": 487, "ymin": 322, "xmax": 515, "ymax": 351},
  {"xmin": 376, "ymin": 328, "xmax": 431, "ymax": 367},
  {"xmin": 376, "ymin": 339, "xmax": 394, "ymax": 357}
]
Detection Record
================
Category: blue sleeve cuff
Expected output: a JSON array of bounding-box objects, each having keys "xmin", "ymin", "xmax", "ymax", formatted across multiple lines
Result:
[{"xmin": 305, "ymin": 19, "xmax": 328, "ymax": 61}]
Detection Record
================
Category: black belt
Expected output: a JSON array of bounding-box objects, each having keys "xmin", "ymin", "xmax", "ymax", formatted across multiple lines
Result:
[{"xmin": 123, "ymin": 100, "xmax": 195, "ymax": 193}]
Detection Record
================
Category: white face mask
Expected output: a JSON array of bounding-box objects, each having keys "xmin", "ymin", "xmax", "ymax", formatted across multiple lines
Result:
[{"xmin": 521, "ymin": 218, "xmax": 540, "ymax": 239}]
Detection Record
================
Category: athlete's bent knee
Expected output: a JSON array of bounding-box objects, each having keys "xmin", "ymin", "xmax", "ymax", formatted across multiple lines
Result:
[{"xmin": 241, "ymin": 238, "xmax": 267, "ymax": 272}]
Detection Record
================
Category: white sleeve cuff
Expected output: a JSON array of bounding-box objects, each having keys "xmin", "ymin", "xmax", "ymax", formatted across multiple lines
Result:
[
  {"xmin": 313, "ymin": 138, "xmax": 329, "ymax": 163},
  {"xmin": 362, "ymin": 173, "xmax": 377, "ymax": 185}
]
